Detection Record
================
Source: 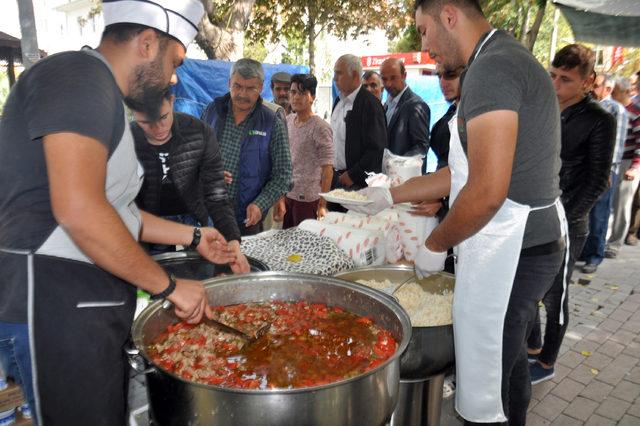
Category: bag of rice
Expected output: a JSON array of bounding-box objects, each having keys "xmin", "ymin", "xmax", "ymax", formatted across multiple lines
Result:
[{"xmin": 382, "ymin": 149, "xmax": 424, "ymax": 186}]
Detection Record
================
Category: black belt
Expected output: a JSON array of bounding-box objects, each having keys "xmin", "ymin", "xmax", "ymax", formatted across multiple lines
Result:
[{"xmin": 520, "ymin": 237, "xmax": 566, "ymax": 257}]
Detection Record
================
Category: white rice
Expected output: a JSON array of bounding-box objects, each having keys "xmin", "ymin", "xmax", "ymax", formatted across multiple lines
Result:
[
  {"xmin": 324, "ymin": 189, "xmax": 368, "ymax": 201},
  {"xmin": 357, "ymin": 279, "xmax": 453, "ymax": 327}
]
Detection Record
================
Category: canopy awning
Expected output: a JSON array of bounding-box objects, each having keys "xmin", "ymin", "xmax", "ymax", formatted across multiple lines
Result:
[{"xmin": 553, "ymin": 0, "xmax": 640, "ymax": 47}]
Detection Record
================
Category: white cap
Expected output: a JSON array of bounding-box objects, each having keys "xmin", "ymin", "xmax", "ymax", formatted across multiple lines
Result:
[{"xmin": 102, "ymin": 0, "xmax": 205, "ymax": 49}]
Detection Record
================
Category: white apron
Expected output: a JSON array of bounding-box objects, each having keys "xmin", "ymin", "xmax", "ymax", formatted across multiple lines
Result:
[{"xmin": 449, "ymin": 29, "xmax": 569, "ymax": 423}]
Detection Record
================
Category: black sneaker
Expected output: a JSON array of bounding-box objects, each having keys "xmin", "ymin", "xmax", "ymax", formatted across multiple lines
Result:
[
  {"xmin": 527, "ymin": 352, "xmax": 539, "ymax": 364},
  {"xmin": 530, "ymin": 362, "xmax": 555, "ymax": 385},
  {"xmin": 604, "ymin": 248, "xmax": 617, "ymax": 259}
]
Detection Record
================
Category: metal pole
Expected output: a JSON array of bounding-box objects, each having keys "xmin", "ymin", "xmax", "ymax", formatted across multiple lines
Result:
[{"xmin": 17, "ymin": 0, "xmax": 40, "ymax": 69}]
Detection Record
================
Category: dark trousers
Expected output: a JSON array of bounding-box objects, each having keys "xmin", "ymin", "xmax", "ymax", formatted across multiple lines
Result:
[
  {"xmin": 629, "ymin": 184, "xmax": 640, "ymax": 236},
  {"xmin": 283, "ymin": 197, "xmax": 319, "ymax": 229},
  {"xmin": 33, "ymin": 255, "xmax": 136, "ymax": 425},
  {"xmin": 465, "ymin": 248, "xmax": 565, "ymax": 426},
  {"xmin": 528, "ymin": 225, "xmax": 587, "ymax": 365},
  {"xmin": 581, "ymin": 171, "xmax": 618, "ymax": 265}
]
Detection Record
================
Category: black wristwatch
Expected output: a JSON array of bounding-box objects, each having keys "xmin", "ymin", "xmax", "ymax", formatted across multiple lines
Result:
[
  {"xmin": 150, "ymin": 273, "xmax": 177, "ymax": 300},
  {"xmin": 188, "ymin": 227, "xmax": 201, "ymax": 250}
]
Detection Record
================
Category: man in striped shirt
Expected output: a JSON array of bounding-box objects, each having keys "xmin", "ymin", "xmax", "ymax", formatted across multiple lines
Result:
[{"xmin": 606, "ymin": 77, "xmax": 640, "ymax": 257}]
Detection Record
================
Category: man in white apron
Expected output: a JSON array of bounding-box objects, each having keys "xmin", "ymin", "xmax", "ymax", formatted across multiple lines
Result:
[
  {"xmin": 0, "ymin": 2, "xmax": 239, "ymax": 424},
  {"xmin": 343, "ymin": 0, "xmax": 567, "ymax": 423}
]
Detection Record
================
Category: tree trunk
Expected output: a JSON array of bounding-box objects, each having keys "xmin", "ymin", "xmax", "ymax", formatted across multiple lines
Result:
[
  {"xmin": 196, "ymin": 0, "xmax": 255, "ymax": 60},
  {"xmin": 17, "ymin": 0, "xmax": 40, "ymax": 69},
  {"xmin": 525, "ymin": 0, "xmax": 547, "ymax": 52},
  {"xmin": 519, "ymin": 5, "xmax": 531, "ymax": 42},
  {"xmin": 307, "ymin": 14, "xmax": 316, "ymax": 74},
  {"xmin": 7, "ymin": 56, "xmax": 16, "ymax": 87}
]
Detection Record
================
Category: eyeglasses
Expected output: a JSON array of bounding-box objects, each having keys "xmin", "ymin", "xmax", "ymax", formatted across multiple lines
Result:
[
  {"xmin": 436, "ymin": 67, "xmax": 464, "ymax": 80},
  {"xmin": 231, "ymin": 83, "xmax": 260, "ymax": 95}
]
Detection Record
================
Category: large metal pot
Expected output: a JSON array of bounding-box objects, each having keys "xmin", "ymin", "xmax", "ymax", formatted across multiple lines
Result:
[
  {"xmin": 334, "ymin": 265, "xmax": 455, "ymax": 380},
  {"xmin": 153, "ymin": 250, "xmax": 269, "ymax": 279},
  {"xmin": 130, "ymin": 272, "xmax": 412, "ymax": 426}
]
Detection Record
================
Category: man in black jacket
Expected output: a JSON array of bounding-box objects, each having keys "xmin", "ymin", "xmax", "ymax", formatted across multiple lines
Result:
[
  {"xmin": 330, "ymin": 54, "xmax": 387, "ymax": 193},
  {"xmin": 380, "ymin": 58, "xmax": 430, "ymax": 156},
  {"xmin": 527, "ymin": 44, "xmax": 615, "ymax": 384},
  {"xmin": 132, "ymin": 93, "xmax": 250, "ymax": 273}
]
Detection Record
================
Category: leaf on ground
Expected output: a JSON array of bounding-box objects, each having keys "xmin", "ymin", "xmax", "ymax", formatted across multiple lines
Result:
[
  {"xmin": 590, "ymin": 368, "xmax": 599, "ymax": 375},
  {"xmin": 580, "ymin": 351, "xmax": 592, "ymax": 357}
]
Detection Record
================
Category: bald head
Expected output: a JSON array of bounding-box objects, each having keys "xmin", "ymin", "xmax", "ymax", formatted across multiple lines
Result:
[{"xmin": 380, "ymin": 58, "xmax": 407, "ymax": 98}]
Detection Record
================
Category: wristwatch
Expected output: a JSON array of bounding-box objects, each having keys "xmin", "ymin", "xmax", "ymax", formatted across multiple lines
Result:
[
  {"xmin": 150, "ymin": 273, "xmax": 177, "ymax": 301},
  {"xmin": 188, "ymin": 227, "xmax": 201, "ymax": 250}
]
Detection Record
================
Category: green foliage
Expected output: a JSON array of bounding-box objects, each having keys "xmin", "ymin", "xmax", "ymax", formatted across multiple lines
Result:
[
  {"xmin": 532, "ymin": 6, "xmax": 574, "ymax": 67},
  {"xmin": 390, "ymin": 26, "xmax": 421, "ymax": 53},
  {"xmin": 243, "ymin": 42, "xmax": 269, "ymax": 62},
  {"xmin": 0, "ymin": 71, "xmax": 10, "ymax": 114},
  {"xmin": 245, "ymin": 0, "xmax": 406, "ymax": 69}
]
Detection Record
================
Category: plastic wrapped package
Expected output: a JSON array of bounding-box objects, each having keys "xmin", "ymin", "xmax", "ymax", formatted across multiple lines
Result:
[
  {"xmin": 321, "ymin": 212, "xmax": 402, "ymax": 263},
  {"xmin": 382, "ymin": 149, "xmax": 424, "ymax": 186},
  {"xmin": 396, "ymin": 206, "xmax": 439, "ymax": 261},
  {"xmin": 298, "ymin": 220, "xmax": 387, "ymax": 266}
]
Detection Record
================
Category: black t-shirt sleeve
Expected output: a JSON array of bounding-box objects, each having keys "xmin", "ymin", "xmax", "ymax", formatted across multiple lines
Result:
[
  {"xmin": 460, "ymin": 54, "xmax": 525, "ymax": 122},
  {"xmin": 21, "ymin": 52, "xmax": 123, "ymax": 154}
]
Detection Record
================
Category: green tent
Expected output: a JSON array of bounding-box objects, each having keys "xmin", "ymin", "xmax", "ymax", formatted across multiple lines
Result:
[{"xmin": 553, "ymin": 0, "xmax": 640, "ymax": 47}]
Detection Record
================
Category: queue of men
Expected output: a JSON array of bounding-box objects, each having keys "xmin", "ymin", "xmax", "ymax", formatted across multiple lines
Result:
[{"xmin": 1, "ymin": 0, "xmax": 639, "ymax": 424}]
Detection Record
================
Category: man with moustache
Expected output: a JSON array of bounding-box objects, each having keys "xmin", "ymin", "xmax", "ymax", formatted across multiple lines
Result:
[
  {"xmin": 381, "ymin": 57, "xmax": 430, "ymax": 156},
  {"xmin": 342, "ymin": 1, "xmax": 566, "ymax": 423},
  {"xmin": 202, "ymin": 58, "xmax": 292, "ymax": 236},
  {"xmin": 0, "ymin": 1, "xmax": 237, "ymax": 424},
  {"xmin": 270, "ymin": 71, "xmax": 292, "ymax": 115},
  {"xmin": 362, "ymin": 70, "xmax": 384, "ymax": 102}
]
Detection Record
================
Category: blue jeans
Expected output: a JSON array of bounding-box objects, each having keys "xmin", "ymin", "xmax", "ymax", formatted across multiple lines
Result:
[
  {"xmin": 581, "ymin": 171, "xmax": 618, "ymax": 265},
  {"xmin": 0, "ymin": 321, "xmax": 36, "ymax": 423}
]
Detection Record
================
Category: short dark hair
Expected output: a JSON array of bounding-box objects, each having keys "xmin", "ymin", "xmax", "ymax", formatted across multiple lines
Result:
[
  {"xmin": 363, "ymin": 70, "xmax": 380, "ymax": 80},
  {"xmin": 552, "ymin": 44, "xmax": 595, "ymax": 79},
  {"xmin": 101, "ymin": 23, "xmax": 170, "ymax": 51},
  {"xmin": 414, "ymin": 0, "xmax": 484, "ymax": 17},
  {"xmin": 290, "ymin": 73, "xmax": 318, "ymax": 97}
]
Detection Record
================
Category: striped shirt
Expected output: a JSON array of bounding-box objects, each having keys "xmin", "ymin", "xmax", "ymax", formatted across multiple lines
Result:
[
  {"xmin": 624, "ymin": 99, "xmax": 640, "ymax": 170},
  {"xmin": 600, "ymin": 97, "xmax": 628, "ymax": 166}
]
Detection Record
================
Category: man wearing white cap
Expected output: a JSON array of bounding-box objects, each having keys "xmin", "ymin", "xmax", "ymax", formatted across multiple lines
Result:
[{"xmin": 0, "ymin": 1, "xmax": 237, "ymax": 424}]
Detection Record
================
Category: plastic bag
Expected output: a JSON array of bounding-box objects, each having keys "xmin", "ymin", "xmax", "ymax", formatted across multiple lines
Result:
[{"xmin": 382, "ymin": 149, "xmax": 424, "ymax": 186}]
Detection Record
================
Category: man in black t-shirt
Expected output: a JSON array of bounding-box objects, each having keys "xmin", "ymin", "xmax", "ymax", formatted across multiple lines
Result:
[
  {"xmin": 342, "ymin": 1, "xmax": 565, "ymax": 423},
  {"xmin": 0, "ymin": 2, "xmax": 238, "ymax": 424}
]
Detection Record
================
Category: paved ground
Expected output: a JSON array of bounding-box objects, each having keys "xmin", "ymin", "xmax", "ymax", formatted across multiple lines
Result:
[
  {"xmin": 128, "ymin": 243, "xmax": 640, "ymax": 425},
  {"xmin": 525, "ymin": 243, "xmax": 640, "ymax": 426},
  {"xmin": 441, "ymin": 242, "xmax": 640, "ymax": 425}
]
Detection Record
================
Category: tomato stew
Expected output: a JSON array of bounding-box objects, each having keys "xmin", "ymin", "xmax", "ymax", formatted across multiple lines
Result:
[{"xmin": 148, "ymin": 301, "xmax": 398, "ymax": 389}]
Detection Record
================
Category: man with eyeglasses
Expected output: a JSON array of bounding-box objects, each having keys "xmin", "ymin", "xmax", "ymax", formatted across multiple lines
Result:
[
  {"xmin": 411, "ymin": 63, "xmax": 461, "ymax": 218},
  {"xmin": 202, "ymin": 58, "xmax": 292, "ymax": 236}
]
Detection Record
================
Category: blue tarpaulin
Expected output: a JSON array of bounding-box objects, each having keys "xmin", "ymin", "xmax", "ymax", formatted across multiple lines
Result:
[{"xmin": 173, "ymin": 58, "xmax": 309, "ymax": 118}]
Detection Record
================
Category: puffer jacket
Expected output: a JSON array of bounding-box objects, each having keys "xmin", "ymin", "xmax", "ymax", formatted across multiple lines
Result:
[
  {"xmin": 132, "ymin": 112, "xmax": 241, "ymax": 242},
  {"xmin": 560, "ymin": 96, "xmax": 616, "ymax": 233}
]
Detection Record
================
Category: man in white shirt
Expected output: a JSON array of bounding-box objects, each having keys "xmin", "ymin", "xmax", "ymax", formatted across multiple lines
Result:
[
  {"xmin": 380, "ymin": 58, "xmax": 430, "ymax": 156},
  {"xmin": 329, "ymin": 54, "xmax": 387, "ymax": 200}
]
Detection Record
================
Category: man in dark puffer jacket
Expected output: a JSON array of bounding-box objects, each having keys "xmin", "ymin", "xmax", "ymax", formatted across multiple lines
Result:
[
  {"xmin": 527, "ymin": 44, "xmax": 615, "ymax": 384},
  {"xmin": 131, "ymin": 93, "xmax": 250, "ymax": 273}
]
